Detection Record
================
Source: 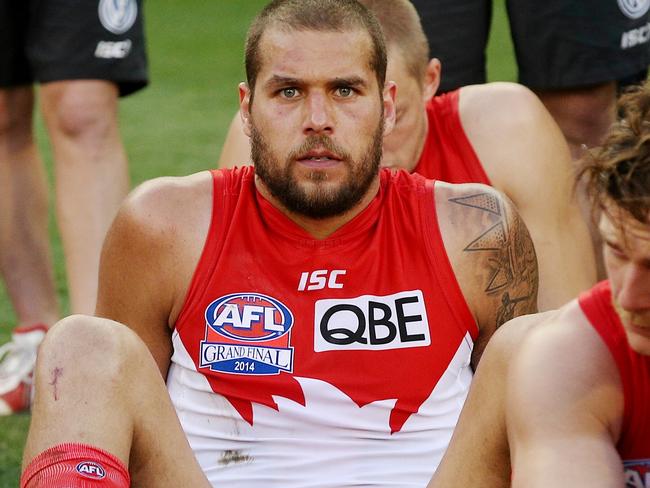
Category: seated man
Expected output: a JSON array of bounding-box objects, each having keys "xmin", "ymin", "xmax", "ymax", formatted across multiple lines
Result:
[
  {"xmin": 218, "ymin": 0, "xmax": 597, "ymax": 310},
  {"xmin": 20, "ymin": 0, "xmax": 538, "ymax": 486},
  {"xmin": 430, "ymin": 81, "xmax": 650, "ymax": 488}
]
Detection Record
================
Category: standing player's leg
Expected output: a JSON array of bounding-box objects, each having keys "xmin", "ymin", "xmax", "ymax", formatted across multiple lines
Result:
[
  {"xmin": 40, "ymin": 80, "xmax": 129, "ymax": 315},
  {"xmin": 411, "ymin": 0, "xmax": 492, "ymax": 93},
  {"xmin": 507, "ymin": 0, "xmax": 650, "ymax": 158},
  {"xmin": 29, "ymin": 0, "xmax": 148, "ymax": 314},
  {"xmin": 22, "ymin": 315, "xmax": 211, "ymax": 487},
  {"xmin": 507, "ymin": 0, "xmax": 650, "ymax": 279},
  {"xmin": 0, "ymin": 1, "xmax": 59, "ymax": 415},
  {"xmin": 0, "ymin": 87, "xmax": 60, "ymax": 415},
  {"xmin": 534, "ymin": 83, "xmax": 617, "ymax": 161},
  {"xmin": 0, "ymin": 87, "xmax": 59, "ymax": 330}
]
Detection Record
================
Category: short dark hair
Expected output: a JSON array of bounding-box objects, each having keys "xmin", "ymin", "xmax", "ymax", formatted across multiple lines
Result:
[
  {"xmin": 579, "ymin": 81, "xmax": 650, "ymax": 224},
  {"xmin": 358, "ymin": 0, "xmax": 430, "ymax": 83},
  {"xmin": 245, "ymin": 0, "xmax": 387, "ymax": 95}
]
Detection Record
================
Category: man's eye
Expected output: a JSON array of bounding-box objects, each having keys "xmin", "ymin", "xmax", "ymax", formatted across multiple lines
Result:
[
  {"xmin": 336, "ymin": 87, "xmax": 354, "ymax": 97},
  {"xmin": 280, "ymin": 88, "xmax": 298, "ymax": 98}
]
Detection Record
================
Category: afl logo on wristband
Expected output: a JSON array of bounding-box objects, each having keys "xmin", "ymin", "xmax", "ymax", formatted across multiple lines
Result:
[
  {"xmin": 618, "ymin": 0, "xmax": 650, "ymax": 19},
  {"xmin": 76, "ymin": 461, "xmax": 106, "ymax": 480},
  {"xmin": 624, "ymin": 459, "xmax": 650, "ymax": 487},
  {"xmin": 98, "ymin": 0, "xmax": 138, "ymax": 35}
]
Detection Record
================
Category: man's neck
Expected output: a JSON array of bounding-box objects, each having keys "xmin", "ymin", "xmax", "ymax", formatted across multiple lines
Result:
[
  {"xmin": 415, "ymin": 107, "xmax": 430, "ymax": 166},
  {"xmin": 254, "ymin": 176, "xmax": 381, "ymax": 239}
]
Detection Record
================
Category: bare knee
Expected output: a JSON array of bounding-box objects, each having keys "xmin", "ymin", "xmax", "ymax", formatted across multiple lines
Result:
[
  {"xmin": 35, "ymin": 314, "xmax": 144, "ymax": 388},
  {"xmin": 26, "ymin": 315, "xmax": 146, "ymax": 467},
  {"xmin": 40, "ymin": 80, "xmax": 120, "ymax": 145}
]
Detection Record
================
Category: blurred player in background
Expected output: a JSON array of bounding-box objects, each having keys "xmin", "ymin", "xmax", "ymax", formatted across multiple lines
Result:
[
  {"xmin": 430, "ymin": 81, "xmax": 650, "ymax": 488},
  {"xmin": 411, "ymin": 0, "xmax": 650, "ymax": 159},
  {"xmin": 0, "ymin": 0, "xmax": 148, "ymax": 414}
]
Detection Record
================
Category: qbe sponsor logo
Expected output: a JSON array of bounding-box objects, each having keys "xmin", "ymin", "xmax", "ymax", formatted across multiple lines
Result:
[
  {"xmin": 98, "ymin": 0, "xmax": 138, "ymax": 35},
  {"xmin": 314, "ymin": 290, "xmax": 430, "ymax": 351},
  {"xmin": 200, "ymin": 293, "xmax": 294, "ymax": 375},
  {"xmin": 76, "ymin": 461, "xmax": 106, "ymax": 480},
  {"xmin": 619, "ymin": 0, "xmax": 650, "ymax": 19},
  {"xmin": 624, "ymin": 458, "xmax": 650, "ymax": 488}
]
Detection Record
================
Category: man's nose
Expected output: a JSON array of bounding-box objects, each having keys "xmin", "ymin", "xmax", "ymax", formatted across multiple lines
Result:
[
  {"xmin": 617, "ymin": 264, "xmax": 650, "ymax": 313},
  {"xmin": 303, "ymin": 93, "xmax": 333, "ymax": 135}
]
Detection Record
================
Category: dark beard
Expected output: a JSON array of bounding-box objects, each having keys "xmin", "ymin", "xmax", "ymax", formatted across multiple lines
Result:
[{"xmin": 251, "ymin": 122, "xmax": 384, "ymax": 220}]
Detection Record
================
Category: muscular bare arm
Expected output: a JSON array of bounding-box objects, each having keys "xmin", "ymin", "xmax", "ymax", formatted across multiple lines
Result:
[
  {"xmin": 435, "ymin": 182, "xmax": 539, "ymax": 367},
  {"xmin": 95, "ymin": 172, "xmax": 213, "ymax": 376},
  {"xmin": 507, "ymin": 305, "xmax": 624, "ymax": 487},
  {"xmin": 428, "ymin": 311, "xmax": 554, "ymax": 488},
  {"xmin": 460, "ymin": 83, "xmax": 597, "ymax": 310}
]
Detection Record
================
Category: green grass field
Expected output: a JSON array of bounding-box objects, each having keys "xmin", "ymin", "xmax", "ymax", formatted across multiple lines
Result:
[{"xmin": 0, "ymin": 1, "xmax": 516, "ymax": 484}]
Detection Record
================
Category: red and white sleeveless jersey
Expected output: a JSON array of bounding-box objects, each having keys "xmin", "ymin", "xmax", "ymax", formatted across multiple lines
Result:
[
  {"xmin": 167, "ymin": 166, "xmax": 478, "ymax": 486},
  {"xmin": 579, "ymin": 281, "xmax": 650, "ymax": 486},
  {"xmin": 413, "ymin": 89, "xmax": 491, "ymax": 185}
]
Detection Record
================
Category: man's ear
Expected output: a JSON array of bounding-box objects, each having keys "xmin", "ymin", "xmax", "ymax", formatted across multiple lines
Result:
[
  {"xmin": 423, "ymin": 58, "xmax": 441, "ymax": 102},
  {"xmin": 239, "ymin": 82, "xmax": 253, "ymax": 137},
  {"xmin": 383, "ymin": 80, "xmax": 397, "ymax": 137}
]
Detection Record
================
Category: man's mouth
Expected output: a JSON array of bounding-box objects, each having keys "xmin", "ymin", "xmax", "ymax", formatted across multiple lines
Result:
[
  {"xmin": 297, "ymin": 150, "xmax": 342, "ymax": 168},
  {"xmin": 628, "ymin": 321, "xmax": 650, "ymax": 338}
]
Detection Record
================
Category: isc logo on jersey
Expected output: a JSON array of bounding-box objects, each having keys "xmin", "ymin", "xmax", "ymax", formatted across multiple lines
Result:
[
  {"xmin": 625, "ymin": 459, "xmax": 650, "ymax": 488},
  {"xmin": 314, "ymin": 290, "xmax": 430, "ymax": 351},
  {"xmin": 76, "ymin": 461, "xmax": 106, "ymax": 480},
  {"xmin": 200, "ymin": 293, "xmax": 295, "ymax": 375}
]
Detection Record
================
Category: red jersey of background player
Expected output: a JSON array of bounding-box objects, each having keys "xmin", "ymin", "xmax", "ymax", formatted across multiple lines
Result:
[
  {"xmin": 579, "ymin": 281, "xmax": 650, "ymax": 487},
  {"xmin": 413, "ymin": 90, "xmax": 491, "ymax": 185}
]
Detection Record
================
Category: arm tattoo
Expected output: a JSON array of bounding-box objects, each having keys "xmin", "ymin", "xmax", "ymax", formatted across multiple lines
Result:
[{"xmin": 450, "ymin": 192, "xmax": 538, "ymax": 326}]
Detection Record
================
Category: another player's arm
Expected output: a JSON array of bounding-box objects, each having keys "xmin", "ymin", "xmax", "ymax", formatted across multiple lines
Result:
[
  {"xmin": 435, "ymin": 182, "xmax": 539, "ymax": 368},
  {"xmin": 428, "ymin": 312, "xmax": 553, "ymax": 488},
  {"xmin": 217, "ymin": 110, "xmax": 252, "ymax": 169},
  {"xmin": 507, "ymin": 314, "xmax": 624, "ymax": 487},
  {"xmin": 461, "ymin": 83, "xmax": 597, "ymax": 310},
  {"xmin": 95, "ymin": 173, "xmax": 212, "ymax": 377}
]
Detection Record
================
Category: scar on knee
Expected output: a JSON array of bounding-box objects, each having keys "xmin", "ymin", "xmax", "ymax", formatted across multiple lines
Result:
[
  {"xmin": 49, "ymin": 367, "xmax": 63, "ymax": 401},
  {"xmin": 218, "ymin": 450, "xmax": 252, "ymax": 466}
]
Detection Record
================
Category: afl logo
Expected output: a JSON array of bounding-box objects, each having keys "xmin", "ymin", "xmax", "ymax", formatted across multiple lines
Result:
[
  {"xmin": 205, "ymin": 293, "xmax": 294, "ymax": 341},
  {"xmin": 618, "ymin": 0, "xmax": 650, "ymax": 19},
  {"xmin": 98, "ymin": 0, "xmax": 138, "ymax": 35},
  {"xmin": 76, "ymin": 461, "xmax": 106, "ymax": 480}
]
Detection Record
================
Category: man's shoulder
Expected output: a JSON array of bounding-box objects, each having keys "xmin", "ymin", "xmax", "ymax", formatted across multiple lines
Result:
[
  {"xmin": 458, "ymin": 82, "xmax": 541, "ymax": 123},
  {"xmin": 131, "ymin": 171, "xmax": 214, "ymax": 200},
  {"xmin": 517, "ymin": 299, "xmax": 619, "ymax": 389},
  {"xmin": 457, "ymin": 82, "xmax": 573, "ymax": 209},
  {"xmin": 485, "ymin": 309, "xmax": 560, "ymax": 358},
  {"xmin": 457, "ymin": 82, "xmax": 551, "ymax": 163},
  {"xmin": 118, "ymin": 171, "xmax": 215, "ymax": 237},
  {"xmin": 510, "ymin": 299, "xmax": 623, "ymax": 430},
  {"xmin": 433, "ymin": 180, "xmax": 510, "ymax": 218},
  {"xmin": 419, "ymin": 178, "xmax": 513, "ymax": 236}
]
